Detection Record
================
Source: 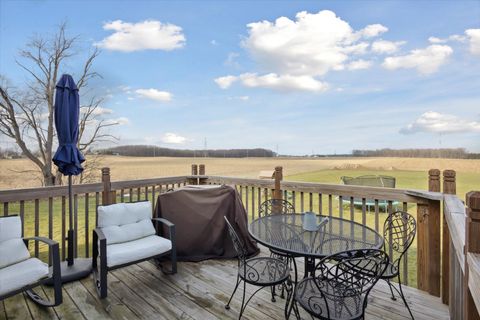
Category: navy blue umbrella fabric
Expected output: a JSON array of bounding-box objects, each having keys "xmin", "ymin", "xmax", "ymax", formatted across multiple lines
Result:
[{"xmin": 52, "ymin": 74, "xmax": 85, "ymax": 176}]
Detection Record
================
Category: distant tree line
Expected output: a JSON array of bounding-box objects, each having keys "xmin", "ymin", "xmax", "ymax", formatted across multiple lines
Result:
[
  {"xmin": 96, "ymin": 145, "xmax": 277, "ymax": 158},
  {"xmin": 352, "ymin": 148, "xmax": 480, "ymax": 159},
  {"xmin": 0, "ymin": 147, "xmax": 22, "ymax": 159}
]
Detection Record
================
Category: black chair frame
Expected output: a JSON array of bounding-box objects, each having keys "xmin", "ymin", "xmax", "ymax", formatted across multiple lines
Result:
[
  {"xmin": 292, "ymin": 248, "xmax": 389, "ymax": 320},
  {"xmin": 382, "ymin": 210, "xmax": 416, "ymax": 319},
  {"xmin": 224, "ymin": 216, "xmax": 289, "ymax": 319},
  {"xmin": 92, "ymin": 217, "xmax": 177, "ymax": 298},
  {"xmin": 0, "ymin": 216, "xmax": 62, "ymax": 307}
]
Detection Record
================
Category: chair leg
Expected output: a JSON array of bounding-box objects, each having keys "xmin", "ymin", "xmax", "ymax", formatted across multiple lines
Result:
[
  {"xmin": 397, "ymin": 274, "xmax": 414, "ymax": 320},
  {"xmin": 226, "ymin": 274, "xmax": 241, "ymax": 310},
  {"xmin": 238, "ymin": 279, "xmax": 247, "ymax": 319},
  {"xmin": 386, "ymin": 279, "xmax": 397, "ymax": 301}
]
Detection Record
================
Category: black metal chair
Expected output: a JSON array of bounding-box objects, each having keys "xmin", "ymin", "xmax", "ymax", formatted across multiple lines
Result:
[
  {"xmin": 259, "ymin": 199, "xmax": 299, "ymax": 300},
  {"xmin": 381, "ymin": 211, "xmax": 416, "ymax": 319},
  {"xmin": 224, "ymin": 216, "xmax": 289, "ymax": 319},
  {"xmin": 0, "ymin": 215, "xmax": 62, "ymax": 307},
  {"xmin": 294, "ymin": 248, "xmax": 389, "ymax": 320}
]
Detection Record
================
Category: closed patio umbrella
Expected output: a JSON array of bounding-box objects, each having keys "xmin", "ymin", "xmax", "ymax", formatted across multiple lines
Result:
[{"xmin": 51, "ymin": 74, "xmax": 91, "ymax": 283}]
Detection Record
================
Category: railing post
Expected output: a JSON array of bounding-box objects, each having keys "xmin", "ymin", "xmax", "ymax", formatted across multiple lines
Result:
[
  {"xmin": 273, "ymin": 166, "xmax": 283, "ymax": 200},
  {"xmin": 442, "ymin": 169, "xmax": 456, "ymax": 305},
  {"xmin": 102, "ymin": 167, "xmax": 112, "ymax": 205},
  {"xmin": 418, "ymin": 169, "xmax": 441, "ymax": 296},
  {"xmin": 189, "ymin": 164, "xmax": 199, "ymax": 185},
  {"xmin": 198, "ymin": 164, "xmax": 206, "ymax": 185},
  {"xmin": 191, "ymin": 164, "xmax": 198, "ymax": 176},
  {"xmin": 465, "ymin": 191, "xmax": 480, "ymax": 320}
]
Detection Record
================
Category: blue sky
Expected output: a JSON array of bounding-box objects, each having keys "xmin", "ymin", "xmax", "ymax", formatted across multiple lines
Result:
[{"xmin": 1, "ymin": 0, "xmax": 480, "ymax": 155}]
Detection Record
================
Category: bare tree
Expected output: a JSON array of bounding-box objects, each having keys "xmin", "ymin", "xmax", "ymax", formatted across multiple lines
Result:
[{"xmin": 0, "ymin": 23, "xmax": 117, "ymax": 186}]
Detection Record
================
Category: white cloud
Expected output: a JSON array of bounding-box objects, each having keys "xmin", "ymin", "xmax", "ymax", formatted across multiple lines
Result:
[
  {"xmin": 225, "ymin": 52, "xmax": 240, "ymax": 67},
  {"xmin": 136, "ymin": 88, "xmax": 172, "ymax": 102},
  {"xmin": 228, "ymin": 96, "xmax": 250, "ymax": 101},
  {"xmin": 359, "ymin": 24, "xmax": 388, "ymax": 38},
  {"xmin": 400, "ymin": 111, "xmax": 480, "ymax": 134},
  {"xmin": 210, "ymin": 40, "xmax": 218, "ymax": 46},
  {"xmin": 127, "ymin": 97, "xmax": 134, "ymax": 101},
  {"xmin": 95, "ymin": 20, "xmax": 185, "ymax": 52},
  {"xmin": 103, "ymin": 117, "xmax": 130, "ymax": 126},
  {"xmin": 371, "ymin": 40, "xmax": 406, "ymax": 54},
  {"xmin": 465, "ymin": 29, "xmax": 480, "ymax": 55},
  {"xmin": 239, "ymin": 73, "xmax": 328, "ymax": 92},
  {"xmin": 161, "ymin": 132, "xmax": 187, "ymax": 144},
  {"xmin": 80, "ymin": 106, "xmax": 113, "ymax": 116},
  {"xmin": 242, "ymin": 10, "xmax": 387, "ymax": 77},
  {"xmin": 428, "ymin": 36, "xmax": 447, "ymax": 44},
  {"xmin": 346, "ymin": 59, "xmax": 372, "ymax": 70},
  {"xmin": 214, "ymin": 75, "xmax": 238, "ymax": 89},
  {"xmin": 382, "ymin": 45, "xmax": 453, "ymax": 74}
]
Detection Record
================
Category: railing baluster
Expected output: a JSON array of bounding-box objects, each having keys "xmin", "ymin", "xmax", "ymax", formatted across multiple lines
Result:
[
  {"xmin": 74, "ymin": 194, "xmax": 78, "ymax": 258},
  {"xmin": 95, "ymin": 192, "xmax": 99, "ymax": 225},
  {"xmin": 120, "ymin": 189, "xmax": 124, "ymax": 202},
  {"xmin": 137, "ymin": 187, "xmax": 141, "ymax": 201},
  {"xmin": 374, "ymin": 199, "xmax": 379, "ymax": 232},
  {"xmin": 388, "ymin": 200, "xmax": 393, "ymax": 262},
  {"xmin": 3, "ymin": 202, "xmax": 8, "ymax": 216},
  {"xmin": 309, "ymin": 192, "xmax": 313, "ymax": 211},
  {"xmin": 350, "ymin": 197, "xmax": 354, "ymax": 221},
  {"xmin": 20, "ymin": 200, "xmax": 24, "ymax": 236},
  {"xmin": 152, "ymin": 185, "xmax": 156, "ymax": 207},
  {"xmin": 257, "ymin": 187, "xmax": 261, "ymax": 212},
  {"xmin": 318, "ymin": 193, "xmax": 322, "ymax": 215},
  {"xmin": 129, "ymin": 188, "xmax": 133, "ymax": 202},
  {"xmin": 300, "ymin": 192, "xmax": 304, "ymax": 212},
  {"xmin": 403, "ymin": 201, "xmax": 409, "ymax": 285},
  {"xmin": 61, "ymin": 196, "xmax": 66, "ymax": 261},
  {"xmin": 48, "ymin": 197, "xmax": 53, "ymax": 265},
  {"xmin": 245, "ymin": 186, "xmax": 249, "ymax": 215},
  {"xmin": 292, "ymin": 190, "xmax": 296, "ymax": 211},
  {"xmin": 362, "ymin": 198, "xmax": 367, "ymax": 241},
  {"xmin": 34, "ymin": 199, "xmax": 39, "ymax": 257},
  {"xmin": 145, "ymin": 186, "xmax": 148, "ymax": 201},
  {"xmin": 328, "ymin": 194, "xmax": 333, "ymax": 217},
  {"xmin": 251, "ymin": 186, "xmax": 255, "ymax": 220},
  {"xmin": 264, "ymin": 188, "xmax": 268, "ymax": 202},
  {"xmin": 85, "ymin": 193, "xmax": 89, "ymax": 258},
  {"xmin": 339, "ymin": 196, "xmax": 343, "ymax": 238},
  {"xmin": 239, "ymin": 185, "xmax": 243, "ymax": 203}
]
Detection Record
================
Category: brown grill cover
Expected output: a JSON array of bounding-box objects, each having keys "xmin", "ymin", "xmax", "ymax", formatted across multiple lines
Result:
[{"xmin": 154, "ymin": 185, "xmax": 259, "ymax": 261}]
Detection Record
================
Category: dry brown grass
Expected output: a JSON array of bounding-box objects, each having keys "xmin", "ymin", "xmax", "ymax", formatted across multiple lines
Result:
[{"xmin": 1, "ymin": 156, "xmax": 480, "ymax": 190}]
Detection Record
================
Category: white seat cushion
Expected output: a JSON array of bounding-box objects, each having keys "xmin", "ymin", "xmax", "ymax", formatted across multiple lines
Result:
[
  {"xmin": 0, "ymin": 258, "xmax": 49, "ymax": 296},
  {"xmin": 98, "ymin": 201, "xmax": 156, "ymax": 245},
  {"xmin": 0, "ymin": 216, "xmax": 30, "ymax": 268},
  {"xmin": 106, "ymin": 235, "xmax": 172, "ymax": 268}
]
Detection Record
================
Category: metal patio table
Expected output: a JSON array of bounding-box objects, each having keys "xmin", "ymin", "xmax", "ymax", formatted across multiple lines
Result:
[{"xmin": 248, "ymin": 213, "xmax": 384, "ymax": 318}]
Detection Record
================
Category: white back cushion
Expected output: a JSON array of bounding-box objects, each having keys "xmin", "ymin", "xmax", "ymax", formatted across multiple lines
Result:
[
  {"xmin": 0, "ymin": 216, "xmax": 30, "ymax": 268},
  {"xmin": 97, "ymin": 201, "xmax": 155, "ymax": 244}
]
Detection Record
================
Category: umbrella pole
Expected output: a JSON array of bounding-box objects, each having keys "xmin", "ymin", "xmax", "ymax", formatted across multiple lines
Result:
[{"xmin": 67, "ymin": 175, "xmax": 74, "ymax": 266}]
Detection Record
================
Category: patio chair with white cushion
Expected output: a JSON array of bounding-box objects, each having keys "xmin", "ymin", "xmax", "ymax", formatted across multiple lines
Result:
[
  {"xmin": 0, "ymin": 215, "xmax": 62, "ymax": 306},
  {"xmin": 93, "ymin": 201, "xmax": 177, "ymax": 298}
]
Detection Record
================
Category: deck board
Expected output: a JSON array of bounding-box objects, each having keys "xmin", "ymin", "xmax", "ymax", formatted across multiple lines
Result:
[{"xmin": 1, "ymin": 247, "xmax": 450, "ymax": 320}]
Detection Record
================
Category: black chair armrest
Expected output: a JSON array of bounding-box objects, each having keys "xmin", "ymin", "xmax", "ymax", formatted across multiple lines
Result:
[
  {"xmin": 151, "ymin": 218, "xmax": 176, "ymax": 242},
  {"xmin": 93, "ymin": 228, "xmax": 107, "ymax": 241},
  {"xmin": 152, "ymin": 217, "xmax": 174, "ymax": 227},
  {"xmin": 23, "ymin": 236, "xmax": 58, "ymax": 247}
]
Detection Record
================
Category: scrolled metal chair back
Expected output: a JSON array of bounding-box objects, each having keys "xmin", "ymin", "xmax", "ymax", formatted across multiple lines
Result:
[
  {"xmin": 383, "ymin": 211, "xmax": 416, "ymax": 266},
  {"xmin": 224, "ymin": 216, "xmax": 248, "ymax": 263},
  {"xmin": 259, "ymin": 199, "xmax": 294, "ymax": 217},
  {"xmin": 310, "ymin": 249, "xmax": 388, "ymax": 318}
]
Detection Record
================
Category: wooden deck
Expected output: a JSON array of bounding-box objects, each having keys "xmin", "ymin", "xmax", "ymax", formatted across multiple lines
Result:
[{"xmin": 1, "ymin": 247, "xmax": 449, "ymax": 320}]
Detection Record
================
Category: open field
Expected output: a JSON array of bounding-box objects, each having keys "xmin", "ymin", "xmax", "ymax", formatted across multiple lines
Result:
[{"xmin": 1, "ymin": 155, "xmax": 480, "ymax": 190}]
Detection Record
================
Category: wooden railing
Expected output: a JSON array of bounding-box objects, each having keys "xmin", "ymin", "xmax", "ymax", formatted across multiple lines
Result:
[
  {"xmin": 199, "ymin": 166, "xmax": 444, "ymax": 293},
  {"xmin": 0, "ymin": 169, "xmax": 189, "ymax": 261},
  {"xmin": 443, "ymin": 184, "xmax": 480, "ymax": 319},
  {"xmin": 2, "ymin": 163, "xmax": 479, "ymax": 310}
]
